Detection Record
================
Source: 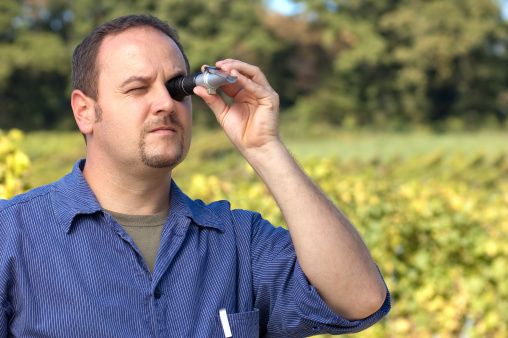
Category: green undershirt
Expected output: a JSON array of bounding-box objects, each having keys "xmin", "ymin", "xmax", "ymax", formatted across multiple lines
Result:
[{"xmin": 106, "ymin": 208, "xmax": 170, "ymax": 274}]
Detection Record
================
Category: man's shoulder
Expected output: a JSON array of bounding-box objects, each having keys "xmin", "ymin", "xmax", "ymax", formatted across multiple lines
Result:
[
  {"xmin": 197, "ymin": 198, "xmax": 284, "ymax": 237},
  {"xmin": 0, "ymin": 184, "xmax": 56, "ymax": 244},
  {"xmin": 179, "ymin": 193, "xmax": 261, "ymax": 232},
  {"xmin": 191, "ymin": 198, "xmax": 258, "ymax": 222},
  {"xmin": 0, "ymin": 184, "xmax": 53, "ymax": 215},
  {"xmin": 0, "ymin": 161, "xmax": 81, "ymax": 216}
]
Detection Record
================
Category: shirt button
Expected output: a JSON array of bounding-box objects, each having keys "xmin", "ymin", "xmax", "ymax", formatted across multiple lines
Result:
[{"xmin": 154, "ymin": 287, "xmax": 162, "ymax": 299}]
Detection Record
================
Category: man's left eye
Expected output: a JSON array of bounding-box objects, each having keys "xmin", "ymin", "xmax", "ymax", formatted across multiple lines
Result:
[{"xmin": 129, "ymin": 87, "xmax": 147, "ymax": 93}]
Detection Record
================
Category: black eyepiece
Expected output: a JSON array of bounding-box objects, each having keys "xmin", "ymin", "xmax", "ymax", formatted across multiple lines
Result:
[{"xmin": 166, "ymin": 73, "xmax": 200, "ymax": 101}]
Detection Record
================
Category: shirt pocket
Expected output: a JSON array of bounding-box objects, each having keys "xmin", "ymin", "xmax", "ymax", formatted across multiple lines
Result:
[{"xmin": 210, "ymin": 308, "xmax": 259, "ymax": 338}]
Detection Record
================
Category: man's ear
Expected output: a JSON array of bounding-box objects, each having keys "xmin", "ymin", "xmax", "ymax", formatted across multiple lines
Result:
[{"xmin": 71, "ymin": 89, "xmax": 95, "ymax": 136}]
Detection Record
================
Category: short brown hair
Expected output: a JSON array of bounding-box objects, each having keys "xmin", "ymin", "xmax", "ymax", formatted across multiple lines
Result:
[{"xmin": 72, "ymin": 14, "xmax": 190, "ymax": 100}]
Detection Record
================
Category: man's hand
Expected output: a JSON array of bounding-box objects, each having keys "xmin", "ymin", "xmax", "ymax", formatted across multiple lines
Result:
[{"xmin": 193, "ymin": 59, "xmax": 280, "ymax": 155}]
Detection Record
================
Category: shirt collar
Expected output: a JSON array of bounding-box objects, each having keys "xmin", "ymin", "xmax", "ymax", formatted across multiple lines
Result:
[
  {"xmin": 51, "ymin": 159, "xmax": 103, "ymax": 233},
  {"xmin": 51, "ymin": 159, "xmax": 224, "ymax": 233},
  {"xmin": 168, "ymin": 180, "xmax": 224, "ymax": 232}
]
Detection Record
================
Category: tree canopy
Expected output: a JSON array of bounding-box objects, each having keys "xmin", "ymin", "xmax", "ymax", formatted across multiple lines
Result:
[{"xmin": 1, "ymin": 0, "xmax": 507, "ymax": 130}]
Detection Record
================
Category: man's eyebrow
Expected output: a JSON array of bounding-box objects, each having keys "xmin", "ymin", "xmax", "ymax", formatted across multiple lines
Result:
[
  {"xmin": 119, "ymin": 75, "xmax": 151, "ymax": 89},
  {"xmin": 171, "ymin": 69, "xmax": 188, "ymax": 79},
  {"xmin": 120, "ymin": 70, "xmax": 188, "ymax": 89}
]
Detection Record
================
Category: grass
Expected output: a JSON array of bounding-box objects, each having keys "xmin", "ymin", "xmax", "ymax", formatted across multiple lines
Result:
[
  {"xmin": 283, "ymin": 129, "xmax": 508, "ymax": 161},
  {"xmin": 19, "ymin": 128, "xmax": 508, "ymax": 189}
]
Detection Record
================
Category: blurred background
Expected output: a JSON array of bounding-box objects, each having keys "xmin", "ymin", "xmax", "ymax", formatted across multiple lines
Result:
[
  {"xmin": 1, "ymin": 0, "xmax": 508, "ymax": 131},
  {"xmin": 1, "ymin": 0, "xmax": 507, "ymax": 337}
]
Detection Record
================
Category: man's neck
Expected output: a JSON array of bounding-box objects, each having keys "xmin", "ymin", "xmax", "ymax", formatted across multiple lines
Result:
[{"xmin": 82, "ymin": 156, "xmax": 173, "ymax": 215}]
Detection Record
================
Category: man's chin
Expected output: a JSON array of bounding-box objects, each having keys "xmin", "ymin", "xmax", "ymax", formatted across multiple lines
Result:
[
  {"xmin": 138, "ymin": 132, "xmax": 188, "ymax": 169},
  {"xmin": 140, "ymin": 153, "xmax": 183, "ymax": 169}
]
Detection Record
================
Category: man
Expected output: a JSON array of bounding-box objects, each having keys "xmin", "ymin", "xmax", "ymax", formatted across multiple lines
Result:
[{"xmin": 0, "ymin": 15, "xmax": 390, "ymax": 337}]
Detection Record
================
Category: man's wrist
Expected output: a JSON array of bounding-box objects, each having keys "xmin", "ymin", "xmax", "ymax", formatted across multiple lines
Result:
[{"xmin": 242, "ymin": 138, "xmax": 288, "ymax": 167}]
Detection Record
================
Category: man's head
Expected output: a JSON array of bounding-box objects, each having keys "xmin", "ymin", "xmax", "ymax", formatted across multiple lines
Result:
[
  {"xmin": 71, "ymin": 15, "xmax": 193, "ymax": 171},
  {"xmin": 72, "ymin": 14, "xmax": 190, "ymax": 101}
]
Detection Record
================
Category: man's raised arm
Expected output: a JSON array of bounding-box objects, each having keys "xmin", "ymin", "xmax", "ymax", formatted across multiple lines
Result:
[{"xmin": 194, "ymin": 59, "xmax": 388, "ymax": 321}]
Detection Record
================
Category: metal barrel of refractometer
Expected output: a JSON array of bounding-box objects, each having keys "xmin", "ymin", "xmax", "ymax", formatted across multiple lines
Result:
[{"xmin": 167, "ymin": 72, "xmax": 235, "ymax": 101}]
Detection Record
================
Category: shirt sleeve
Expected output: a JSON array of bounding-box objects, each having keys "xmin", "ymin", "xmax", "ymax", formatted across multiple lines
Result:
[
  {"xmin": 0, "ymin": 308, "xmax": 7, "ymax": 338},
  {"xmin": 0, "ymin": 205, "xmax": 14, "ymax": 338},
  {"xmin": 249, "ymin": 212, "xmax": 391, "ymax": 337}
]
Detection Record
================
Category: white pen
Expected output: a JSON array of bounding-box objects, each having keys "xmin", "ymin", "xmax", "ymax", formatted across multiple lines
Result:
[{"xmin": 219, "ymin": 308, "xmax": 232, "ymax": 338}]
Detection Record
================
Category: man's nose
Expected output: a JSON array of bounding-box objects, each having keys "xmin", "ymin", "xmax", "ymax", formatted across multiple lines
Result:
[{"xmin": 152, "ymin": 83, "xmax": 176, "ymax": 115}]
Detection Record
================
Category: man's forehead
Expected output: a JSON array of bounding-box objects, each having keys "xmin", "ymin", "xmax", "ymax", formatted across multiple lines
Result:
[{"xmin": 98, "ymin": 26, "xmax": 187, "ymax": 74}]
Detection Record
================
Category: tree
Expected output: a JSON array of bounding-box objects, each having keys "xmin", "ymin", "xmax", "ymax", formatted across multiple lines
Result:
[
  {"xmin": 1, "ymin": 0, "xmax": 507, "ymax": 130},
  {"xmin": 287, "ymin": 0, "xmax": 508, "ymax": 129},
  {"xmin": 0, "ymin": 0, "xmax": 286, "ymax": 129},
  {"xmin": 0, "ymin": 0, "xmax": 71, "ymax": 130}
]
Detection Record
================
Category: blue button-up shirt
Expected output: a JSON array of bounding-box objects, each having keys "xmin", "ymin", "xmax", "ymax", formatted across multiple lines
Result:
[{"xmin": 0, "ymin": 160, "xmax": 390, "ymax": 337}]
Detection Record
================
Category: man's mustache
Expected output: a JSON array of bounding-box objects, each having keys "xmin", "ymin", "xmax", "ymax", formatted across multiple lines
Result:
[{"xmin": 142, "ymin": 114, "xmax": 184, "ymax": 134}]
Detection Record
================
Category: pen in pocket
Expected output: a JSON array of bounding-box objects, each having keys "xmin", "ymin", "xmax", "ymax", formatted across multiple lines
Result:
[{"xmin": 219, "ymin": 308, "xmax": 232, "ymax": 337}]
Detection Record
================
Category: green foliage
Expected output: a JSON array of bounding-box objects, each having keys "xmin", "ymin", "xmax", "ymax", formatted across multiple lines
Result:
[
  {"xmin": 0, "ymin": 0, "xmax": 72, "ymax": 130},
  {"xmin": 1, "ymin": 0, "xmax": 507, "ymax": 130},
  {"xmin": 0, "ymin": 129, "xmax": 30, "ymax": 199},
  {"xmin": 288, "ymin": 0, "xmax": 508, "ymax": 129}
]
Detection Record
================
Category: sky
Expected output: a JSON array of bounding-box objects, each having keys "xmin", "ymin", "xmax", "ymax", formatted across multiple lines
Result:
[
  {"xmin": 269, "ymin": 0, "xmax": 508, "ymax": 18},
  {"xmin": 268, "ymin": 0, "xmax": 304, "ymax": 16},
  {"xmin": 502, "ymin": 0, "xmax": 508, "ymax": 18}
]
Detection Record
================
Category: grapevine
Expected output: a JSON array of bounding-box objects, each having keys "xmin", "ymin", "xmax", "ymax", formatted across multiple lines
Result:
[{"xmin": 0, "ymin": 129, "xmax": 31, "ymax": 199}]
